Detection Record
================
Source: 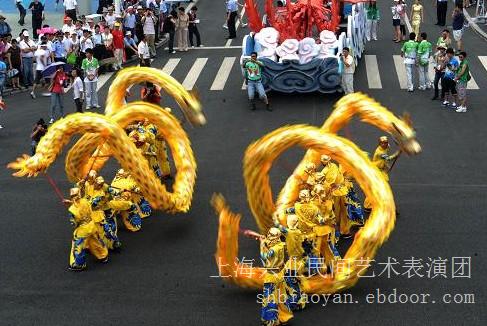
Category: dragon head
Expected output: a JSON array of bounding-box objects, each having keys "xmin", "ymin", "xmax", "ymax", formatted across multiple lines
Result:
[
  {"xmin": 180, "ymin": 89, "xmax": 206, "ymax": 127},
  {"xmin": 391, "ymin": 113, "xmax": 422, "ymax": 156},
  {"xmin": 7, "ymin": 154, "xmax": 47, "ymax": 177}
]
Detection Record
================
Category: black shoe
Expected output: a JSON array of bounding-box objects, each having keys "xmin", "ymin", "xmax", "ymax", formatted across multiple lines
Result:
[
  {"xmin": 266, "ymin": 103, "xmax": 272, "ymax": 111},
  {"xmin": 250, "ymin": 102, "xmax": 256, "ymax": 110},
  {"xmin": 226, "ymin": 36, "xmax": 236, "ymax": 39}
]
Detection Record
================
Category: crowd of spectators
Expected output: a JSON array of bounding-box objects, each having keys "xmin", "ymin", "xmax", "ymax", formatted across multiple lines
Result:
[{"xmin": 0, "ymin": 1, "xmax": 203, "ymax": 111}]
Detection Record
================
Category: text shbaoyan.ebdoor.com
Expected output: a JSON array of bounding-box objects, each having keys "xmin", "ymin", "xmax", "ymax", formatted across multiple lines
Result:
[{"xmin": 256, "ymin": 288, "xmax": 475, "ymax": 306}]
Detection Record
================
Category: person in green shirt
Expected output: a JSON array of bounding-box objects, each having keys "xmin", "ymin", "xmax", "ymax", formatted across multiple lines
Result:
[
  {"xmin": 416, "ymin": 32, "xmax": 432, "ymax": 90},
  {"xmin": 454, "ymin": 51, "xmax": 470, "ymax": 113},
  {"xmin": 81, "ymin": 48, "xmax": 100, "ymax": 110},
  {"xmin": 366, "ymin": 1, "xmax": 380, "ymax": 41},
  {"xmin": 243, "ymin": 52, "xmax": 271, "ymax": 111},
  {"xmin": 401, "ymin": 32, "xmax": 418, "ymax": 92}
]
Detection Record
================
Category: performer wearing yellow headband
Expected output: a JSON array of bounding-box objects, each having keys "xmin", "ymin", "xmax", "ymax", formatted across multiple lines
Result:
[
  {"xmin": 112, "ymin": 168, "xmax": 151, "ymax": 218},
  {"xmin": 259, "ymin": 227, "xmax": 293, "ymax": 326},
  {"xmin": 67, "ymin": 187, "xmax": 108, "ymax": 271},
  {"xmin": 129, "ymin": 126, "xmax": 163, "ymax": 179},
  {"xmin": 110, "ymin": 170, "xmax": 143, "ymax": 232},
  {"xmin": 141, "ymin": 119, "xmax": 172, "ymax": 180},
  {"xmin": 364, "ymin": 136, "xmax": 400, "ymax": 211},
  {"xmin": 78, "ymin": 169, "xmax": 97, "ymax": 199}
]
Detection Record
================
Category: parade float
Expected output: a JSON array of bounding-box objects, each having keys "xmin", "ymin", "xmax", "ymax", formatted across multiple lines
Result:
[{"xmin": 241, "ymin": 0, "xmax": 368, "ymax": 93}]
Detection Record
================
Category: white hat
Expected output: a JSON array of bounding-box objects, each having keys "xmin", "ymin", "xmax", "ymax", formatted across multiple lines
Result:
[
  {"xmin": 125, "ymin": 31, "xmax": 132, "ymax": 36},
  {"xmin": 137, "ymin": 5, "xmax": 143, "ymax": 9},
  {"xmin": 22, "ymin": 30, "xmax": 29, "ymax": 37}
]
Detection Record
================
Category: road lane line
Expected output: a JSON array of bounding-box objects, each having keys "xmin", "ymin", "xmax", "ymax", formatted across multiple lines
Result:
[
  {"xmin": 182, "ymin": 58, "xmax": 208, "ymax": 90},
  {"xmin": 365, "ymin": 55, "xmax": 382, "ymax": 89},
  {"xmin": 97, "ymin": 72, "xmax": 114, "ymax": 91},
  {"xmin": 162, "ymin": 58, "xmax": 181, "ymax": 75},
  {"xmin": 393, "ymin": 55, "xmax": 408, "ymax": 89},
  {"xmin": 210, "ymin": 57, "xmax": 237, "ymax": 90}
]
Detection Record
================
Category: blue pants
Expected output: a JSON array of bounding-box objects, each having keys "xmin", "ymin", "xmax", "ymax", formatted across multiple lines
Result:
[
  {"xmin": 247, "ymin": 80, "xmax": 267, "ymax": 100},
  {"xmin": 50, "ymin": 93, "xmax": 64, "ymax": 121},
  {"xmin": 22, "ymin": 57, "xmax": 33, "ymax": 86}
]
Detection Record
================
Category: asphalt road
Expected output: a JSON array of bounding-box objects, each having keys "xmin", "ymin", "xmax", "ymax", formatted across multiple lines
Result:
[{"xmin": 0, "ymin": 1, "xmax": 486, "ymax": 325}]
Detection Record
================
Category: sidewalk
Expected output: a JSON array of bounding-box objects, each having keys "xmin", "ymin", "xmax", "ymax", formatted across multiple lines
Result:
[{"xmin": 464, "ymin": 6, "xmax": 487, "ymax": 41}]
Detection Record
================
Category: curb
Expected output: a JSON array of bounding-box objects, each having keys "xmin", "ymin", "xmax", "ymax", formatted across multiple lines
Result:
[{"xmin": 463, "ymin": 8, "xmax": 487, "ymax": 41}]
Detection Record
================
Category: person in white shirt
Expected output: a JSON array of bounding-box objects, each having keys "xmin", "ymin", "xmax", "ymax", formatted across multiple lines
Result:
[
  {"xmin": 79, "ymin": 29, "xmax": 94, "ymax": 54},
  {"xmin": 62, "ymin": 30, "xmax": 73, "ymax": 53},
  {"xmin": 31, "ymin": 42, "xmax": 49, "ymax": 99},
  {"xmin": 137, "ymin": 35, "xmax": 151, "ymax": 67},
  {"xmin": 142, "ymin": 8, "xmax": 157, "ymax": 57},
  {"xmin": 84, "ymin": 18, "xmax": 96, "ymax": 33},
  {"xmin": 19, "ymin": 31, "xmax": 37, "ymax": 87},
  {"xmin": 74, "ymin": 20, "xmax": 83, "ymax": 38},
  {"xmin": 64, "ymin": 0, "xmax": 79, "ymax": 21},
  {"xmin": 69, "ymin": 32, "xmax": 79, "ymax": 55},
  {"xmin": 104, "ymin": 7, "xmax": 117, "ymax": 28},
  {"xmin": 70, "ymin": 68, "xmax": 84, "ymax": 112},
  {"xmin": 340, "ymin": 47, "xmax": 355, "ymax": 94},
  {"xmin": 62, "ymin": 17, "xmax": 76, "ymax": 35}
]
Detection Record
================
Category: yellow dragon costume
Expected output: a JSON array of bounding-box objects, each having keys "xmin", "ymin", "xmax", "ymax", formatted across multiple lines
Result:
[
  {"xmin": 8, "ymin": 67, "xmax": 205, "ymax": 214},
  {"xmin": 212, "ymin": 93, "xmax": 421, "ymax": 298}
]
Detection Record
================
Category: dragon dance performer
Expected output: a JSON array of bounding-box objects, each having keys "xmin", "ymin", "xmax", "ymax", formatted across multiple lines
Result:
[
  {"xmin": 66, "ymin": 187, "xmax": 108, "ymax": 271},
  {"xmin": 280, "ymin": 214, "xmax": 307, "ymax": 312},
  {"xmin": 285, "ymin": 189, "xmax": 338, "ymax": 274},
  {"xmin": 334, "ymin": 169, "xmax": 365, "ymax": 236},
  {"xmin": 141, "ymin": 118, "xmax": 172, "ymax": 180},
  {"xmin": 364, "ymin": 136, "xmax": 400, "ymax": 211},
  {"xmin": 259, "ymin": 228, "xmax": 294, "ymax": 326},
  {"xmin": 110, "ymin": 170, "xmax": 143, "ymax": 232},
  {"xmin": 128, "ymin": 124, "xmax": 163, "ymax": 180},
  {"xmin": 90, "ymin": 176, "xmax": 122, "ymax": 251},
  {"xmin": 78, "ymin": 169, "xmax": 97, "ymax": 199}
]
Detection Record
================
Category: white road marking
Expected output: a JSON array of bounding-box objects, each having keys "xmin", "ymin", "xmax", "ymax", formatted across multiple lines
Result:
[
  {"xmin": 182, "ymin": 58, "xmax": 208, "ymax": 90},
  {"xmin": 393, "ymin": 55, "xmax": 408, "ymax": 89},
  {"xmin": 404, "ymin": 13, "xmax": 412, "ymax": 33},
  {"xmin": 210, "ymin": 57, "xmax": 237, "ymax": 90},
  {"xmin": 162, "ymin": 58, "xmax": 181, "ymax": 75},
  {"xmin": 364, "ymin": 55, "xmax": 382, "ymax": 89},
  {"xmin": 466, "ymin": 73, "xmax": 479, "ymax": 89},
  {"xmin": 97, "ymin": 72, "xmax": 114, "ymax": 91}
]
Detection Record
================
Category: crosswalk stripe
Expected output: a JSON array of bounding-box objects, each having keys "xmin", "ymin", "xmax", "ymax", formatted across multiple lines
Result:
[
  {"xmin": 365, "ymin": 55, "xmax": 382, "ymax": 89},
  {"xmin": 162, "ymin": 58, "xmax": 181, "ymax": 75},
  {"xmin": 182, "ymin": 58, "xmax": 208, "ymax": 90},
  {"xmin": 97, "ymin": 72, "xmax": 114, "ymax": 91},
  {"xmin": 393, "ymin": 55, "xmax": 408, "ymax": 89},
  {"xmin": 210, "ymin": 57, "xmax": 237, "ymax": 90},
  {"xmin": 478, "ymin": 55, "xmax": 487, "ymax": 72},
  {"xmin": 466, "ymin": 72, "xmax": 479, "ymax": 89}
]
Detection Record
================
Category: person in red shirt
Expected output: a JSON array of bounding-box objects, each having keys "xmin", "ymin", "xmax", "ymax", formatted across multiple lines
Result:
[
  {"xmin": 140, "ymin": 82, "xmax": 162, "ymax": 105},
  {"xmin": 48, "ymin": 66, "xmax": 67, "ymax": 124},
  {"xmin": 112, "ymin": 22, "xmax": 125, "ymax": 70}
]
